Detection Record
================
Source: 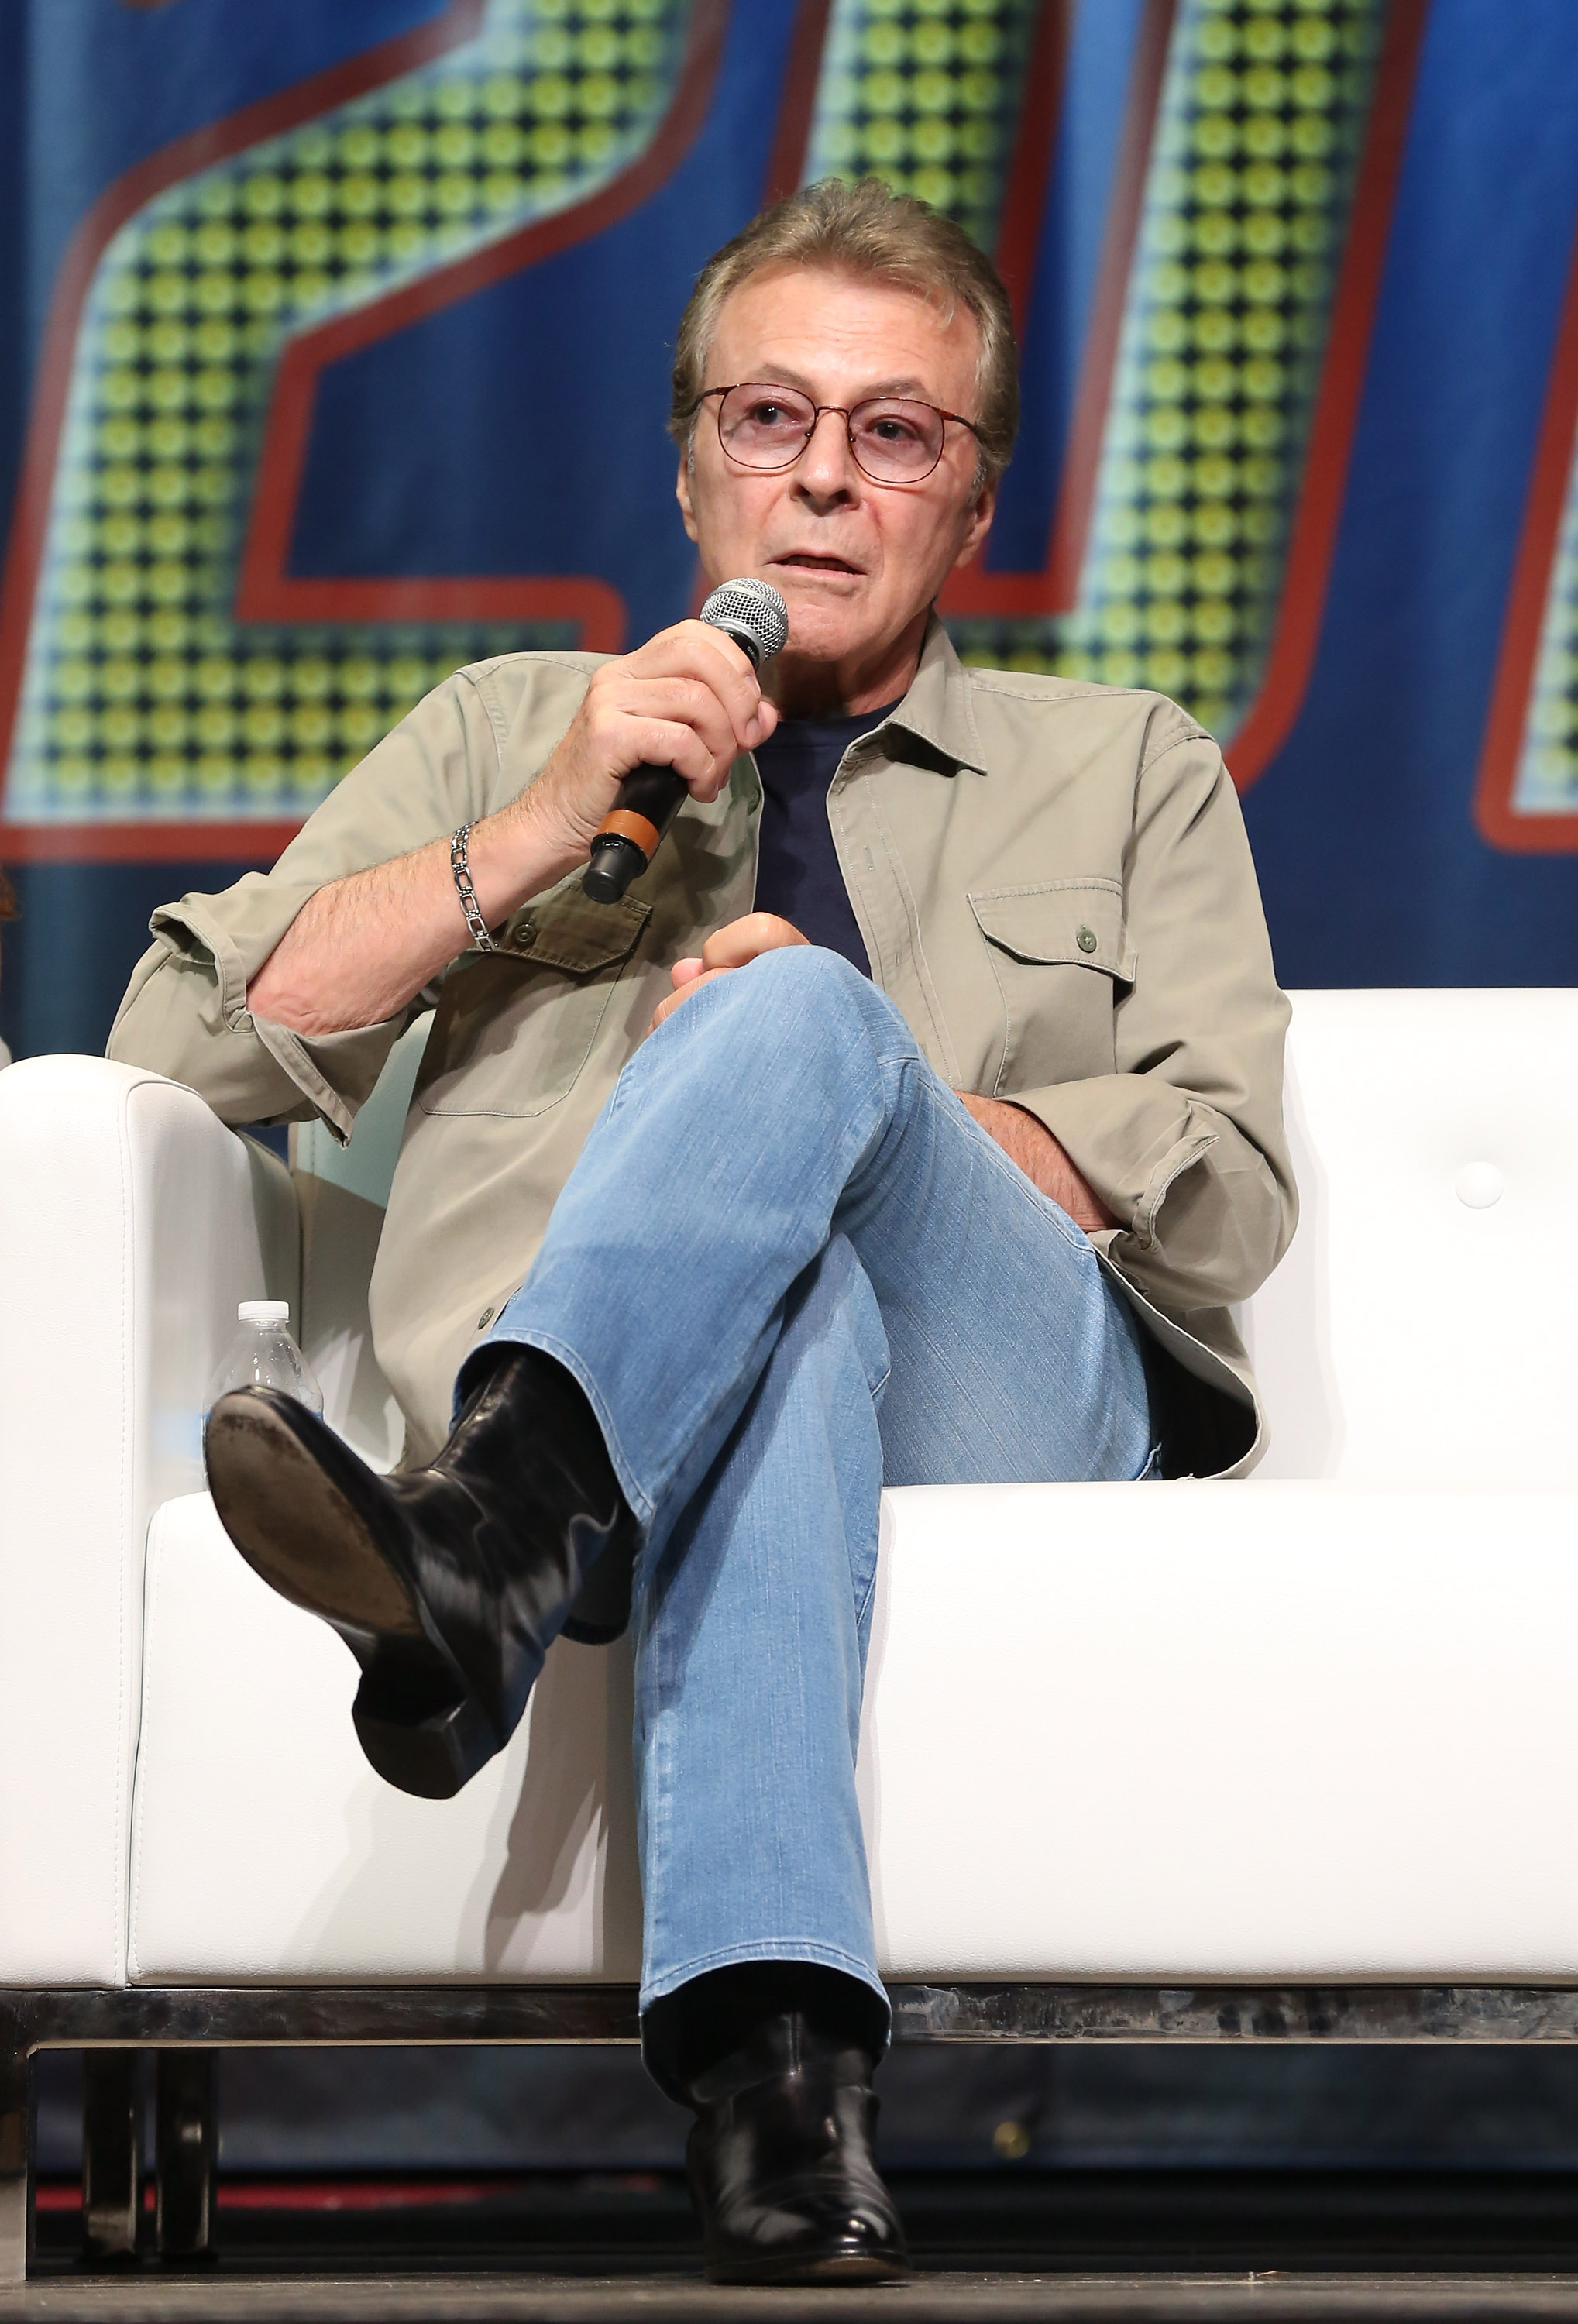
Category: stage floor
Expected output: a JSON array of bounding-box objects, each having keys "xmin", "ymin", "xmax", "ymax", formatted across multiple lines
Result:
[
  {"xmin": 9, "ymin": 2273, "xmax": 1578, "ymax": 2319},
  {"xmin": 20, "ymin": 2172, "xmax": 1578, "ymax": 2317}
]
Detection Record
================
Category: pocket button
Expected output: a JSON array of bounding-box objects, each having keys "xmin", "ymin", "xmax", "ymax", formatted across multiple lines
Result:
[{"xmin": 1076, "ymin": 926, "xmax": 1098, "ymax": 954}]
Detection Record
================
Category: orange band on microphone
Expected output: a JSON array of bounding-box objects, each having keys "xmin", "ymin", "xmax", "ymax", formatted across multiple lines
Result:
[{"xmin": 596, "ymin": 809, "xmax": 661, "ymax": 858}]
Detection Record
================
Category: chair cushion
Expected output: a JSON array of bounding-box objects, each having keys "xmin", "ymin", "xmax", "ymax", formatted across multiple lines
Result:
[
  {"xmin": 130, "ymin": 1481, "xmax": 1578, "ymax": 1985},
  {"xmin": 129, "ymin": 1494, "xmax": 641, "ymax": 1983}
]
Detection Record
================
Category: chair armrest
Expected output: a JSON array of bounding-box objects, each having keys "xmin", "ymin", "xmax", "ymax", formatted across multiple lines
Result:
[{"xmin": 0, "ymin": 1057, "xmax": 297, "ymax": 1983}]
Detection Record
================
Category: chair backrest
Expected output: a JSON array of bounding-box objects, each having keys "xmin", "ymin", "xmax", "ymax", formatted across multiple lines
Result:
[
  {"xmin": 289, "ymin": 992, "xmax": 1578, "ymax": 1486},
  {"xmin": 1243, "ymin": 990, "xmax": 1578, "ymax": 1484}
]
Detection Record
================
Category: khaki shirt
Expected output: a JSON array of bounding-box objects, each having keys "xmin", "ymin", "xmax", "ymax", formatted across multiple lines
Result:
[{"xmin": 108, "ymin": 620, "xmax": 1296, "ymax": 1476}]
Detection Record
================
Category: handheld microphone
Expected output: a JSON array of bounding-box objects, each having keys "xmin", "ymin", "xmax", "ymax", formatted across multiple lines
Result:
[{"xmin": 582, "ymin": 577, "xmax": 790, "ymax": 904}]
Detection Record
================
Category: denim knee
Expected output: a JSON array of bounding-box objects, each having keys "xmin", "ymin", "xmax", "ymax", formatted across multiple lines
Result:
[
  {"xmin": 738, "ymin": 944, "xmax": 906, "ymax": 1059},
  {"xmin": 745, "ymin": 941, "xmax": 865, "ymax": 1003}
]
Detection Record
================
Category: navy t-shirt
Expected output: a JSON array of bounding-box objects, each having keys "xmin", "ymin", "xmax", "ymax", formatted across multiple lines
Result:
[{"xmin": 751, "ymin": 703, "xmax": 899, "ymax": 977}]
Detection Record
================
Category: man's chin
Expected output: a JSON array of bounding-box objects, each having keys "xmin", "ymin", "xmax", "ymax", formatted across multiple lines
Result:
[{"xmin": 771, "ymin": 569, "xmax": 874, "ymax": 656}]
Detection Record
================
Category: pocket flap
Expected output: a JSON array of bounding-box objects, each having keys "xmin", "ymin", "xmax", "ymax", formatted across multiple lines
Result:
[
  {"xmin": 968, "ymin": 880, "xmax": 1134, "ymax": 979},
  {"xmin": 501, "ymin": 886, "xmax": 650, "ymax": 976}
]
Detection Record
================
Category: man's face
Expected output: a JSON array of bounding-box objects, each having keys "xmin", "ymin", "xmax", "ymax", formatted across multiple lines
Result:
[{"xmin": 676, "ymin": 265, "xmax": 995, "ymax": 700}]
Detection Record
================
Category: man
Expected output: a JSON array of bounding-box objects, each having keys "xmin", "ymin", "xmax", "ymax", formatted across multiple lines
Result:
[{"xmin": 110, "ymin": 179, "xmax": 1296, "ymax": 2284}]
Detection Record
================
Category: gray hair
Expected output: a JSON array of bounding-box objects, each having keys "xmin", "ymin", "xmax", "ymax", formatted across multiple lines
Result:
[{"xmin": 669, "ymin": 178, "xmax": 1019, "ymax": 486}]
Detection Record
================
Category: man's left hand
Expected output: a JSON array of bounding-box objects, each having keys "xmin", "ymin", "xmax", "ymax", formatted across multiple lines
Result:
[
  {"xmin": 956, "ymin": 1092, "xmax": 1117, "ymax": 1235},
  {"xmin": 648, "ymin": 912, "xmax": 810, "ymax": 1032},
  {"xmin": 648, "ymin": 932, "xmax": 1116, "ymax": 1236}
]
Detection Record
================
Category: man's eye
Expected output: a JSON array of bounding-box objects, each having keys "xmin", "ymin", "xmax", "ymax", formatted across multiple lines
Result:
[
  {"xmin": 748, "ymin": 402, "xmax": 793, "ymax": 427},
  {"xmin": 865, "ymin": 414, "xmax": 922, "ymax": 443}
]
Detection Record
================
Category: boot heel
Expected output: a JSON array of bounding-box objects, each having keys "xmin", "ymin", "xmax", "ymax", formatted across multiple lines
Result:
[
  {"xmin": 352, "ymin": 1680, "xmax": 499, "ymax": 1799},
  {"xmin": 349, "ymin": 1635, "xmax": 500, "ymax": 1799}
]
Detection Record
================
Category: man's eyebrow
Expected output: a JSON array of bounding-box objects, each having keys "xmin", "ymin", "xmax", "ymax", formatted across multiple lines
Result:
[{"xmin": 734, "ymin": 366, "xmax": 939, "ymax": 402}]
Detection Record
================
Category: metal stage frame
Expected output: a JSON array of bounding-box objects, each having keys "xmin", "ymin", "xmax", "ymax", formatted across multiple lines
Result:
[{"xmin": 8, "ymin": 1982, "xmax": 1578, "ymax": 2282}]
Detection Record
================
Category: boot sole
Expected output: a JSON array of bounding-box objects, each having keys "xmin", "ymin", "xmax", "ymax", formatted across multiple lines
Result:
[
  {"xmin": 205, "ymin": 1394, "xmax": 425, "ymax": 1640},
  {"xmin": 706, "ymin": 2249, "xmax": 912, "ymax": 2286},
  {"xmin": 205, "ymin": 1395, "xmax": 497, "ymax": 1800}
]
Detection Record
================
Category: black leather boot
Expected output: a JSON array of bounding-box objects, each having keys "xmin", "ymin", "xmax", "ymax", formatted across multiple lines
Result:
[
  {"xmin": 647, "ymin": 1965, "xmax": 909, "ymax": 2286},
  {"xmin": 203, "ymin": 1346, "xmax": 637, "ymax": 1799}
]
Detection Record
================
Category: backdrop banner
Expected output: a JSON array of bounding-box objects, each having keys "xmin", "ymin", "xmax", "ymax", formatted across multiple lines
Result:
[{"xmin": 4, "ymin": 0, "xmax": 1578, "ymax": 1060}]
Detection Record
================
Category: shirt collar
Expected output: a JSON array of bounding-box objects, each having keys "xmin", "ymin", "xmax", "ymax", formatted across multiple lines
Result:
[{"xmin": 878, "ymin": 614, "xmax": 988, "ymax": 775}]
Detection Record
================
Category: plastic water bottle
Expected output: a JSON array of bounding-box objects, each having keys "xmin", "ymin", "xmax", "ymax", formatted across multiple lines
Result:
[{"xmin": 202, "ymin": 1301, "xmax": 322, "ymax": 1478}]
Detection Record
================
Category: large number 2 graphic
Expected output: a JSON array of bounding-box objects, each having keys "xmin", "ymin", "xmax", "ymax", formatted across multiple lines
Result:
[{"xmin": 1, "ymin": 0, "xmax": 1452, "ymax": 860}]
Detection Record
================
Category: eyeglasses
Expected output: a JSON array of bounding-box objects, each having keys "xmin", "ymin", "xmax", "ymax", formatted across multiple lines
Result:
[{"xmin": 695, "ymin": 382, "xmax": 982, "ymax": 486}]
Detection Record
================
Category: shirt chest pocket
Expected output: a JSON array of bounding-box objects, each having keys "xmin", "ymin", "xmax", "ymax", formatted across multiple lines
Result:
[
  {"xmin": 968, "ymin": 878, "xmax": 1134, "ymax": 1095},
  {"xmin": 415, "ymin": 890, "xmax": 650, "ymax": 1120}
]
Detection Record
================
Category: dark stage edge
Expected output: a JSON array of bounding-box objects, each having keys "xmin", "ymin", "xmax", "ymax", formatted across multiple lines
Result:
[{"xmin": 13, "ymin": 2276, "xmax": 1578, "ymax": 2320}]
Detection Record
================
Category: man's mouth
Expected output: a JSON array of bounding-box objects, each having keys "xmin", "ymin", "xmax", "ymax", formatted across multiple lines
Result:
[{"xmin": 770, "ymin": 552, "xmax": 863, "ymax": 576}]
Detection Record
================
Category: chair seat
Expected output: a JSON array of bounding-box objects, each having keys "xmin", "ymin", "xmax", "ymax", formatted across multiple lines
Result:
[{"xmin": 128, "ymin": 1481, "xmax": 1578, "ymax": 1985}]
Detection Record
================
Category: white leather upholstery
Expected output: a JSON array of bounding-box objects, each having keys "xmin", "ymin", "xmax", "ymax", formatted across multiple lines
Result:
[
  {"xmin": 5, "ymin": 991, "xmax": 1576, "ymax": 1987},
  {"xmin": 130, "ymin": 1495, "xmax": 639, "ymax": 1984},
  {"xmin": 863, "ymin": 1481, "xmax": 1578, "ymax": 1978},
  {"xmin": 129, "ymin": 1479, "xmax": 1578, "ymax": 1984},
  {"xmin": 0, "ymin": 1057, "xmax": 296, "ymax": 1982},
  {"xmin": 1248, "ymin": 990, "xmax": 1578, "ymax": 1485}
]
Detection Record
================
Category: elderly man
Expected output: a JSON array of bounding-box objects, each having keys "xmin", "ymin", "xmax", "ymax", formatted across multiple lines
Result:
[{"xmin": 110, "ymin": 179, "xmax": 1294, "ymax": 2284}]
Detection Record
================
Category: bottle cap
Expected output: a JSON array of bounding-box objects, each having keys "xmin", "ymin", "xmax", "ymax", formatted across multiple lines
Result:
[{"xmin": 238, "ymin": 1299, "xmax": 290, "ymax": 1325}]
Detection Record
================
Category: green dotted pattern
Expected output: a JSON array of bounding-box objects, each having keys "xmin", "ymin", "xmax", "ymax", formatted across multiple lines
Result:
[
  {"xmin": 1514, "ymin": 476, "xmax": 1578, "ymax": 813},
  {"xmin": 804, "ymin": 0, "xmax": 1041, "ymax": 253},
  {"xmin": 9, "ymin": 0, "xmax": 1391, "ymax": 828},
  {"xmin": 7, "ymin": 0, "xmax": 683, "ymax": 828},
  {"xmin": 940, "ymin": 0, "xmax": 1385, "ymax": 744}
]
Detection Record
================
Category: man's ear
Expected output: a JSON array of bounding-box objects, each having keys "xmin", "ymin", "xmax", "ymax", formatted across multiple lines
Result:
[
  {"xmin": 676, "ymin": 450, "xmax": 700, "ymax": 545},
  {"xmin": 951, "ymin": 475, "xmax": 998, "ymax": 572}
]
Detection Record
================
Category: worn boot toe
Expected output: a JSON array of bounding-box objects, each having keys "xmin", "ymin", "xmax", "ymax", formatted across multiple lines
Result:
[{"xmin": 682, "ymin": 2020, "xmax": 909, "ymax": 2285}]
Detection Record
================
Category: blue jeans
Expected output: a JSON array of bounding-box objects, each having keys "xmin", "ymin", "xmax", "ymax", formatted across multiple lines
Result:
[{"xmin": 484, "ymin": 948, "xmax": 1154, "ymax": 2020}]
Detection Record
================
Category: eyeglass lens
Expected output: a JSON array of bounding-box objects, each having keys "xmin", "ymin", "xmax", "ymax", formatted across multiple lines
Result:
[{"xmin": 717, "ymin": 384, "xmax": 947, "ymax": 482}]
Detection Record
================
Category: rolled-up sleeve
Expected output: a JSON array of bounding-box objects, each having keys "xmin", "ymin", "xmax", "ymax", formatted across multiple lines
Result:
[
  {"xmin": 1013, "ymin": 720, "xmax": 1297, "ymax": 1313},
  {"xmin": 107, "ymin": 666, "xmax": 505, "ymax": 1140}
]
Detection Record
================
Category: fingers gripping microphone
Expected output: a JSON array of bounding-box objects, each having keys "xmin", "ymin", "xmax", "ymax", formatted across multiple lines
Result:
[{"xmin": 582, "ymin": 578, "xmax": 789, "ymax": 904}]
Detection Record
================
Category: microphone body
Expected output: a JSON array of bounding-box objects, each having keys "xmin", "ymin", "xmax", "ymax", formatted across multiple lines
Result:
[{"xmin": 583, "ymin": 579, "xmax": 789, "ymax": 904}]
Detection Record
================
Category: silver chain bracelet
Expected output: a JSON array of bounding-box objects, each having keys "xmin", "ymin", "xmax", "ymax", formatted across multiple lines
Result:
[{"xmin": 449, "ymin": 823, "xmax": 497, "ymax": 953}]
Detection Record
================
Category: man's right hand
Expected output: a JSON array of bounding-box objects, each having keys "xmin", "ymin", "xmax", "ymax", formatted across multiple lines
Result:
[
  {"xmin": 246, "ymin": 622, "xmax": 779, "ymax": 1038},
  {"xmin": 515, "ymin": 618, "xmax": 779, "ymax": 868}
]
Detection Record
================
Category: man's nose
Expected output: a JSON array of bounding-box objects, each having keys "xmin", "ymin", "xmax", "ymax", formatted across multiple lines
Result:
[{"xmin": 792, "ymin": 406, "xmax": 859, "ymax": 503}]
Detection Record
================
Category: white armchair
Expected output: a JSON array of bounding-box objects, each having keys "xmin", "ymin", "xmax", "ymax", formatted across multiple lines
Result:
[{"xmin": 2, "ymin": 990, "xmax": 1576, "ymax": 2274}]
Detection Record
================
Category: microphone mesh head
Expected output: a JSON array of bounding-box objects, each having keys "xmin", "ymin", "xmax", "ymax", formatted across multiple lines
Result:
[{"xmin": 699, "ymin": 577, "xmax": 790, "ymax": 668}]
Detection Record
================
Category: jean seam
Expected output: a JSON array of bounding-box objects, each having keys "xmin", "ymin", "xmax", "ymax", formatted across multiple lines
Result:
[{"xmin": 643, "ymin": 1573, "xmax": 676, "ymax": 1998}]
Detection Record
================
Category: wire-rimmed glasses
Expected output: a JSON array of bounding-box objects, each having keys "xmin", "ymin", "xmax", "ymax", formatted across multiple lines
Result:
[{"xmin": 695, "ymin": 382, "xmax": 982, "ymax": 485}]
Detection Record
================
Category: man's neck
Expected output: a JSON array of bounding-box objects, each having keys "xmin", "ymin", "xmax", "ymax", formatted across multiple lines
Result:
[{"xmin": 765, "ymin": 610, "xmax": 928, "ymax": 720}]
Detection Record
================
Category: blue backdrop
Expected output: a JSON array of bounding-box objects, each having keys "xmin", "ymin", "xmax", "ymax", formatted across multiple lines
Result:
[{"xmin": 4, "ymin": 0, "xmax": 1578, "ymax": 1064}]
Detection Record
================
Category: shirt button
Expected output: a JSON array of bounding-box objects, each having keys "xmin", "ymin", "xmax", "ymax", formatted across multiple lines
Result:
[
  {"xmin": 478, "ymin": 1305, "xmax": 496, "ymax": 1329},
  {"xmin": 1076, "ymin": 927, "xmax": 1098, "ymax": 954}
]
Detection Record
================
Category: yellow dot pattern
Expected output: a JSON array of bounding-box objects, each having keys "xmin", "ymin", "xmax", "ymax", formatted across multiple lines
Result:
[
  {"xmin": 1514, "ymin": 475, "xmax": 1578, "ymax": 813},
  {"xmin": 803, "ymin": 0, "xmax": 1040, "ymax": 252},
  {"xmin": 940, "ymin": 0, "xmax": 1387, "ymax": 744},
  {"xmin": 10, "ymin": 0, "xmax": 1393, "ymax": 826},
  {"xmin": 9, "ymin": 0, "xmax": 683, "ymax": 827}
]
